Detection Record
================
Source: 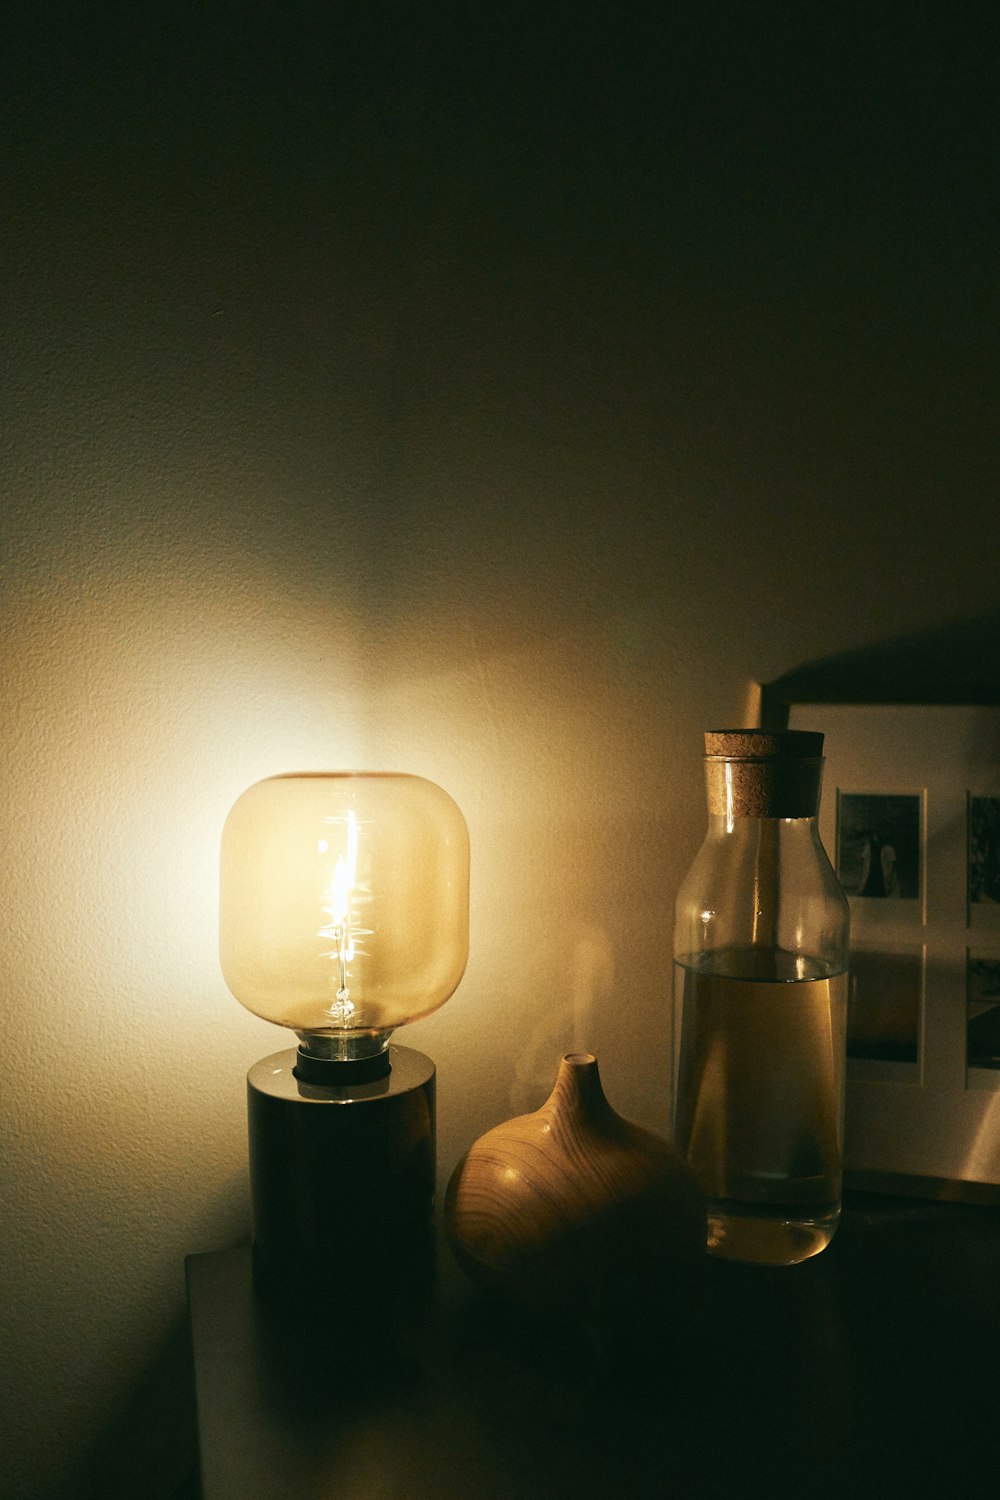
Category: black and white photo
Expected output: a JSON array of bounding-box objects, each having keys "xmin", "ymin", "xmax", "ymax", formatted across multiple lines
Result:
[
  {"xmin": 836, "ymin": 792, "xmax": 921, "ymax": 900},
  {"xmin": 969, "ymin": 796, "xmax": 1000, "ymax": 906}
]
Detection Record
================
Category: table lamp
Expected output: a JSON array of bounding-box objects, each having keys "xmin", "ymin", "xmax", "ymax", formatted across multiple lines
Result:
[{"xmin": 219, "ymin": 772, "xmax": 470, "ymax": 1303}]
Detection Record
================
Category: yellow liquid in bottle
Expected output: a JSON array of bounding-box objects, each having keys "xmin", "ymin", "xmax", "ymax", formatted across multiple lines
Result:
[{"xmin": 673, "ymin": 950, "xmax": 847, "ymax": 1265}]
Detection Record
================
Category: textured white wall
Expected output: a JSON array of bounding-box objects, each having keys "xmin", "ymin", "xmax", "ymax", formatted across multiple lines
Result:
[{"xmin": 2, "ymin": 8, "xmax": 999, "ymax": 1497}]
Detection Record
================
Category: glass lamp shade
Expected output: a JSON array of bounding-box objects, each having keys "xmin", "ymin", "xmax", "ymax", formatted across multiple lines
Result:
[{"xmin": 220, "ymin": 772, "xmax": 469, "ymax": 1061}]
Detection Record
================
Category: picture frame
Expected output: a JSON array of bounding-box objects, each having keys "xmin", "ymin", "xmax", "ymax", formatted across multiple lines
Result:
[{"xmin": 757, "ymin": 696, "xmax": 1000, "ymax": 1200}]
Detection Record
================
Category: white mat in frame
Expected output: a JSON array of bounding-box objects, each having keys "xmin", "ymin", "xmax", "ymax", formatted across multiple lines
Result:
[{"xmin": 785, "ymin": 703, "xmax": 1000, "ymax": 1193}]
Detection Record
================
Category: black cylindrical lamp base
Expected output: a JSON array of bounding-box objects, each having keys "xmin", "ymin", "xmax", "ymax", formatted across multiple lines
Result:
[{"xmin": 247, "ymin": 1046, "xmax": 436, "ymax": 1308}]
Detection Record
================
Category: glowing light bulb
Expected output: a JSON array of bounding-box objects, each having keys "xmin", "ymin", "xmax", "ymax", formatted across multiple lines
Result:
[{"xmin": 220, "ymin": 771, "xmax": 470, "ymax": 1066}]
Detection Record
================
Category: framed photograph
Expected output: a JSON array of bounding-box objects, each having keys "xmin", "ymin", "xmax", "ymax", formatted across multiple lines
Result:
[
  {"xmin": 969, "ymin": 796, "xmax": 1000, "ymax": 906},
  {"xmin": 761, "ymin": 700, "xmax": 1000, "ymax": 1198},
  {"xmin": 848, "ymin": 943, "xmax": 922, "ymax": 1066},
  {"xmin": 836, "ymin": 793, "xmax": 921, "ymax": 900},
  {"xmin": 968, "ymin": 951, "xmax": 1000, "ymax": 1069}
]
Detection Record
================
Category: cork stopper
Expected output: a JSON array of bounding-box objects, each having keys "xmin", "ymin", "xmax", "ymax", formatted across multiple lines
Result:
[
  {"xmin": 704, "ymin": 728, "xmax": 824, "ymax": 818},
  {"xmin": 704, "ymin": 730, "xmax": 824, "ymax": 760}
]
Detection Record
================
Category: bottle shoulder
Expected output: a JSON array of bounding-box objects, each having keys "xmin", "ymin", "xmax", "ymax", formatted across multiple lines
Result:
[
  {"xmin": 674, "ymin": 819, "xmax": 849, "ymax": 968},
  {"xmin": 676, "ymin": 821, "xmax": 846, "ymax": 899}
]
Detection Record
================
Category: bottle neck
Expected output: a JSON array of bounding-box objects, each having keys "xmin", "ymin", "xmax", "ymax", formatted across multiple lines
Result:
[
  {"xmin": 704, "ymin": 813, "xmax": 819, "ymax": 837},
  {"xmin": 702, "ymin": 816, "xmax": 821, "ymax": 954}
]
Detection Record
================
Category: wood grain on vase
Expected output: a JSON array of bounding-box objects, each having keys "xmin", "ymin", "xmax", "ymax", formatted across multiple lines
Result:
[{"xmin": 445, "ymin": 1052, "xmax": 706, "ymax": 1310}]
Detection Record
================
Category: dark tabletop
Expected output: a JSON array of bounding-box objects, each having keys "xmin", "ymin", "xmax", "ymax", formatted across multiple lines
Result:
[{"xmin": 187, "ymin": 1191, "xmax": 1000, "ymax": 1500}]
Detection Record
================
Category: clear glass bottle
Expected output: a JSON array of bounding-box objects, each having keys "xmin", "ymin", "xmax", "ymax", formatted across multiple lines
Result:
[{"xmin": 672, "ymin": 730, "xmax": 850, "ymax": 1265}]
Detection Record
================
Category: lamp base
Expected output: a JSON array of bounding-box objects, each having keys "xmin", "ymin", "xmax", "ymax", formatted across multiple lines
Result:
[{"xmin": 247, "ymin": 1045, "xmax": 436, "ymax": 1308}]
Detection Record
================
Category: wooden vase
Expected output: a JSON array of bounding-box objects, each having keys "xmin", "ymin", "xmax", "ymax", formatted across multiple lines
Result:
[{"xmin": 445, "ymin": 1052, "xmax": 705, "ymax": 1311}]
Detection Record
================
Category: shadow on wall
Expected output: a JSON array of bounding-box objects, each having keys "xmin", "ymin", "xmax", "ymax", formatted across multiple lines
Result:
[
  {"xmin": 65, "ymin": 1317, "xmax": 200, "ymax": 1500},
  {"xmin": 43, "ymin": 1172, "xmax": 255, "ymax": 1500},
  {"xmin": 760, "ymin": 611, "xmax": 1000, "ymax": 724}
]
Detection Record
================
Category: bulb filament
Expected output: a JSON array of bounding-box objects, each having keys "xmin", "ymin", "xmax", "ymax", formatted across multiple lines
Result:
[{"xmin": 318, "ymin": 810, "xmax": 368, "ymax": 1025}]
